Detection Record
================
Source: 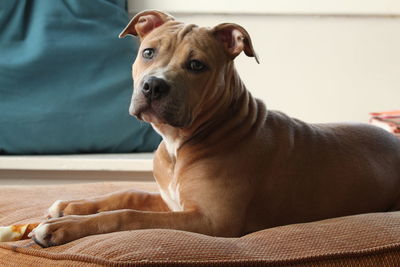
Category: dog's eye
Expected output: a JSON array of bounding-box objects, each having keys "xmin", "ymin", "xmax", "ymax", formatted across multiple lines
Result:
[
  {"xmin": 188, "ymin": 60, "xmax": 206, "ymax": 72},
  {"xmin": 142, "ymin": 48, "xmax": 155, "ymax": 60}
]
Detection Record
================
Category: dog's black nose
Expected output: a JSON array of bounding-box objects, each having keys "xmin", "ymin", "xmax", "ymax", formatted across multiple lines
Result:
[{"xmin": 142, "ymin": 77, "xmax": 170, "ymax": 100}]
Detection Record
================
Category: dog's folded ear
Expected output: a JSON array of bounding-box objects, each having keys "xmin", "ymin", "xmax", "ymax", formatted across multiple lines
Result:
[
  {"xmin": 119, "ymin": 10, "xmax": 175, "ymax": 39},
  {"xmin": 212, "ymin": 23, "xmax": 259, "ymax": 64}
]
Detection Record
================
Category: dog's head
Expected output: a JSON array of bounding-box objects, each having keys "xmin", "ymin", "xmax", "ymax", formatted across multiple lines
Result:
[{"xmin": 120, "ymin": 10, "xmax": 258, "ymax": 128}]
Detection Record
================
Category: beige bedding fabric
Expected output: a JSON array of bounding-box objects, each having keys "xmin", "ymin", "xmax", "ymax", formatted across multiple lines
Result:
[{"xmin": 1, "ymin": 182, "xmax": 400, "ymax": 266}]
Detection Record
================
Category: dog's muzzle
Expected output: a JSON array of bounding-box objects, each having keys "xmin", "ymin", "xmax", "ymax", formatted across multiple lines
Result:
[{"xmin": 142, "ymin": 76, "xmax": 170, "ymax": 101}]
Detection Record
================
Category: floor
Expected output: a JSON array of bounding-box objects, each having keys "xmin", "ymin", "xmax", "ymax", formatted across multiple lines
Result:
[{"xmin": 0, "ymin": 153, "xmax": 154, "ymax": 185}]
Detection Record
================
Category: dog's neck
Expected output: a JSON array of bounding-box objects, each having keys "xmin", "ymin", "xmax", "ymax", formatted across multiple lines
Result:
[
  {"xmin": 151, "ymin": 62, "xmax": 263, "ymax": 160},
  {"xmin": 151, "ymin": 124, "xmax": 181, "ymax": 158}
]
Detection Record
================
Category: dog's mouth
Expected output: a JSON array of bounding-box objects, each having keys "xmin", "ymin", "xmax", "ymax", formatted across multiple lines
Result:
[
  {"xmin": 130, "ymin": 101, "xmax": 190, "ymax": 128},
  {"xmin": 130, "ymin": 102, "xmax": 165, "ymax": 124},
  {"xmin": 139, "ymin": 110, "xmax": 167, "ymax": 125}
]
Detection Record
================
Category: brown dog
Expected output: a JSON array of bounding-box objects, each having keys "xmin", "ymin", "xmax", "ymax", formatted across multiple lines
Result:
[{"xmin": 30, "ymin": 10, "xmax": 400, "ymax": 247}]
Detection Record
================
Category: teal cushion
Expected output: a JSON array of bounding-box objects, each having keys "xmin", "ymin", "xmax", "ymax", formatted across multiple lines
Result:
[{"xmin": 0, "ymin": 0, "xmax": 161, "ymax": 154}]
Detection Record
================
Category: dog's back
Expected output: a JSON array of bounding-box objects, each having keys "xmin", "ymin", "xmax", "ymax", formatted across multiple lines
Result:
[{"xmin": 245, "ymin": 108, "xmax": 400, "ymax": 231}]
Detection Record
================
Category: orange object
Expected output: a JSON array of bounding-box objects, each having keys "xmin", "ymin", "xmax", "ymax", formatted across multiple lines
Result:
[
  {"xmin": 369, "ymin": 110, "xmax": 400, "ymax": 137},
  {"xmin": 370, "ymin": 110, "xmax": 400, "ymax": 118},
  {"xmin": 0, "ymin": 223, "xmax": 40, "ymax": 242}
]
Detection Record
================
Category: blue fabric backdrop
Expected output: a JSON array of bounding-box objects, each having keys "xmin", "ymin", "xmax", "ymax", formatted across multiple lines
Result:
[{"xmin": 0, "ymin": 0, "xmax": 161, "ymax": 154}]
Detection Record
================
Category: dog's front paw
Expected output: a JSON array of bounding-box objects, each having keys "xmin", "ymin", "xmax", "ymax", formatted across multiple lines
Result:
[
  {"xmin": 47, "ymin": 200, "xmax": 65, "ymax": 218},
  {"xmin": 46, "ymin": 199, "xmax": 98, "ymax": 219},
  {"xmin": 29, "ymin": 216, "xmax": 88, "ymax": 247}
]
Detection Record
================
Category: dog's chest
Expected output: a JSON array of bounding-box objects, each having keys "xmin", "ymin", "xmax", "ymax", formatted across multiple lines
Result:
[
  {"xmin": 158, "ymin": 181, "xmax": 183, "ymax": 211},
  {"xmin": 153, "ymin": 136, "xmax": 184, "ymax": 211}
]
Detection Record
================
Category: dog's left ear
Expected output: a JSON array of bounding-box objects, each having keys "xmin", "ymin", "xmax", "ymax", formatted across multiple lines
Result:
[
  {"xmin": 212, "ymin": 23, "xmax": 259, "ymax": 63},
  {"xmin": 119, "ymin": 10, "xmax": 174, "ymax": 39}
]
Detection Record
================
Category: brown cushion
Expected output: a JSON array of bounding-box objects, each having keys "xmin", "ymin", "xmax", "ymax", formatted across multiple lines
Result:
[{"xmin": 1, "ymin": 182, "xmax": 400, "ymax": 266}]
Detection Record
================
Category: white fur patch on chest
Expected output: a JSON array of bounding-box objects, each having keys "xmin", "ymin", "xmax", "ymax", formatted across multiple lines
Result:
[
  {"xmin": 164, "ymin": 137, "xmax": 180, "ymax": 158},
  {"xmin": 151, "ymin": 127, "xmax": 180, "ymax": 158},
  {"xmin": 158, "ymin": 182, "xmax": 183, "ymax": 212}
]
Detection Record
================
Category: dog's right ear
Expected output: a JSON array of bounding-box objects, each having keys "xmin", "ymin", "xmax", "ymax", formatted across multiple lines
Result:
[{"xmin": 119, "ymin": 10, "xmax": 174, "ymax": 40}]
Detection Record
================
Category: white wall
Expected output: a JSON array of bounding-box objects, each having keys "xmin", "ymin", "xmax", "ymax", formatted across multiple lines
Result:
[{"xmin": 128, "ymin": 1, "xmax": 400, "ymax": 123}]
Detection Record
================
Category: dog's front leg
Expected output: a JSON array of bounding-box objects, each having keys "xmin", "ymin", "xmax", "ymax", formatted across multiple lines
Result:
[
  {"xmin": 47, "ymin": 189, "xmax": 169, "ymax": 218},
  {"xmin": 31, "ymin": 209, "xmax": 208, "ymax": 247}
]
